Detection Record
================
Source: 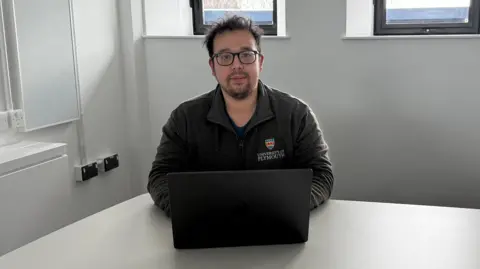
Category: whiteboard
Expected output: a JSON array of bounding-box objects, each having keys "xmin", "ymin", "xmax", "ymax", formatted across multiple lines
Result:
[{"xmin": 4, "ymin": 0, "xmax": 80, "ymax": 131}]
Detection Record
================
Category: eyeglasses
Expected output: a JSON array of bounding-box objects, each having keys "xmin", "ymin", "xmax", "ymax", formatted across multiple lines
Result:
[{"xmin": 212, "ymin": 50, "xmax": 260, "ymax": 66}]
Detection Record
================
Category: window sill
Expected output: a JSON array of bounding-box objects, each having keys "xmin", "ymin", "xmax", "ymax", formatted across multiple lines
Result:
[
  {"xmin": 142, "ymin": 35, "xmax": 291, "ymax": 40},
  {"xmin": 342, "ymin": 34, "xmax": 480, "ymax": 40}
]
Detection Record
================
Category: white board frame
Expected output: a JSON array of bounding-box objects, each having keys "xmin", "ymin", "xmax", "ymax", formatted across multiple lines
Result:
[{"xmin": 3, "ymin": 0, "xmax": 81, "ymax": 132}]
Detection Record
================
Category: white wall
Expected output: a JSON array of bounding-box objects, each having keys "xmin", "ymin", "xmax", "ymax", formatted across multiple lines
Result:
[
  {"xmin": 0, "ymin": 0, "xmax": 134, "ymax": 256},
  {"xmin": 144, "ymin": 0, "xmax": 480, "ymax": 209},
  {"xmin": 144, "ymin": 0, "xmax": 192, "ymax": 36}
]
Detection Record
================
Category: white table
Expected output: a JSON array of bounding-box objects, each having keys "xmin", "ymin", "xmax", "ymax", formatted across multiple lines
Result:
[{"xmin": 0, "ymin": 194, "xmax": 479, "ymax": 269}]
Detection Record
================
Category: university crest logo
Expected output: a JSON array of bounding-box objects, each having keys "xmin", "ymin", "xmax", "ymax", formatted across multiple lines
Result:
[{"xmin": 265, "ymin": 138, "xmax": 275, "ymax": 150}]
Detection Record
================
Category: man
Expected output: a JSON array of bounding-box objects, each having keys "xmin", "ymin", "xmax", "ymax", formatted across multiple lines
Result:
[{"xmin": 148, "ymin": 15, "xmax": 334, "ymax": 217}]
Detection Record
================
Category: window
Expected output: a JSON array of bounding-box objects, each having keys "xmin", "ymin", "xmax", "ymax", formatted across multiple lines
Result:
[
  {"xmin": 191, "ymin": 0, "xmax": 278, "ymax": 35},
  {"xmin": 374, "ymin": 0, "xmax": 480, "ymax": 35}
]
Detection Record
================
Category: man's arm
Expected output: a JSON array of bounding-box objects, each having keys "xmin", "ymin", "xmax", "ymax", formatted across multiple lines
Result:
[
  {"xmin": 147, "ymin": 109, "xmax": 188, "ymax": 217},
  {"xmin": 294, "ymin": 106, "xmax": 334, "ymax": 209}
]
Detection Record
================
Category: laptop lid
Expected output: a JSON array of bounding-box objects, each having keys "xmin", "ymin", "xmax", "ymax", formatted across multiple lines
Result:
[{"xmin": 167, "ymin": 169, "xmax": 313, "ymax": 249}]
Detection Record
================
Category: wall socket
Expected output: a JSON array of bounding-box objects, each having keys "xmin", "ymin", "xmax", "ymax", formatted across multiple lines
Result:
[
  {"xmin": 10, "ymin": 110, "xmax": 24, "ymax": 129},
  {"xmin": 75, "ymin": 162, "xmax": 99, "ymax": 182},
  {"xmin": 74, "ymin": 154, "xmax": 118, "ymax": 182},
  {"xmin": 97, "ymin": 154, "xmax": 119, "ymax": 173}
]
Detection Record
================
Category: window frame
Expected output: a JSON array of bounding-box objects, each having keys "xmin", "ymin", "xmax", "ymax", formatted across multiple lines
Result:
[
  {"xmin": 190, "ymin": 0, "xmax": 278, "ymax": 36},
  {"xmin": 373, "ymin": 0, "xmax": 480, "ymax": 35}
]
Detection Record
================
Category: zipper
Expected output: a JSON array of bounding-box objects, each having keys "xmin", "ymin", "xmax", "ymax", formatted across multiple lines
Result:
[
  {"xmin": 238, "ymin": 138, "xmax": 244, "ymax": 153},
  {"xmin": 211, "ymin": 115, "xmax": 274, "ymax": 169},
  {"xmin": 238, "ymin": 138, "xmax": 245, "ymax": 169},
  {"xmin": 237, "ymin": 116, "xmax": 273, "ymax": 169}
]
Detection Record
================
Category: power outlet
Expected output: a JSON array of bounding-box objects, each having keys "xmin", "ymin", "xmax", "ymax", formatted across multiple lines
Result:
[
  {"xmin": 10, "ymin": 110, "xmax": 24, "ymax": 129},
  {"xmin": 97, "ymin": 154, "xmax": 119, "ymax": 173},
  {"xmin": 75, "ymin": 162, "xmax": 99, "ymax": 182}
]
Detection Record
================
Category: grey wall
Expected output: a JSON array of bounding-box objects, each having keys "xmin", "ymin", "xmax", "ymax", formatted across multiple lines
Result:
[
  {"xmin": 118, "ymin": 0, "xmax": 154, "ymax": 197},
  {"xmin": 144, "ymin": 0, "xmax": 480, "ymax": 209}
]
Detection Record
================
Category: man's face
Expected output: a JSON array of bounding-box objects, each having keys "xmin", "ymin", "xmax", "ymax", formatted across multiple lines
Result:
[{"xmin": 209, "ymin": 30, "xmax": 264, "ymax": 100}]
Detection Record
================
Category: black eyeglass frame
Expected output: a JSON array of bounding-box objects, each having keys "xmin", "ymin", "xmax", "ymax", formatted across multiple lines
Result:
[{"xmin": 211, "ymin": 50, "xmax": 262, "ymax": 66}]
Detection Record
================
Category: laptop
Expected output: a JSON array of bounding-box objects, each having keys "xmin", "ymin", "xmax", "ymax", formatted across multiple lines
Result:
[{"xmin": 167, "ymin": 169, "xmax": 313, "ymax": 249}]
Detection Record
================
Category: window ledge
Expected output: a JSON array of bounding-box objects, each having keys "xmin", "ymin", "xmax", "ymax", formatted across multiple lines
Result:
[
  {"xmin": 342, "ymin": 34, "xmax": 480, "ymax": 40},
  {"xmin": 142, "ymin": 35, "xmax": 291, "ymax": 40}
]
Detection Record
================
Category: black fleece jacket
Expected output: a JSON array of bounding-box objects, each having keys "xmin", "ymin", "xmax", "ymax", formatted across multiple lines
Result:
[{"xmin": 148, "ymin": 80, "xmax": 334, "ymax": 217}]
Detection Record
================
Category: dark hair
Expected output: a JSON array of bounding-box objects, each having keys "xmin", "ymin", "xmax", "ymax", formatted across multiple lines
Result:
[{"xmin": 203, "ymin": 15, "xmax": 264, "ymax": 58}]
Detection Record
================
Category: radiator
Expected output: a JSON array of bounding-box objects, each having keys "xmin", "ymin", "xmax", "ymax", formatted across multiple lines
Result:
[{"xmin": 0, "ymin": 141, "xmax": 69, "ymax": 256}]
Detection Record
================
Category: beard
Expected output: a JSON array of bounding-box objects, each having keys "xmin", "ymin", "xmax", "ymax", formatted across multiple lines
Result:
[{"xmin": 220, "ymin": 72, "xmax": 254, "ymax": 101}]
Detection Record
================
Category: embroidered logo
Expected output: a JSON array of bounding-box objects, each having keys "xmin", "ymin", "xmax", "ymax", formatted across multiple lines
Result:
[
  {"xmin": 257, "ymin": 150, "xmax": 285, "ymax": 162},
  {"xmin": 265, "ymin": 138, "xmax": 275, "ymax": 150}
]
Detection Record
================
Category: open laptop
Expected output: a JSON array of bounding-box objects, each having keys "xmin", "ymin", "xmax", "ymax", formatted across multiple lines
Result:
[{"xmin": 167, "ymin": 169, "xmax": 313, "ymax": 249}]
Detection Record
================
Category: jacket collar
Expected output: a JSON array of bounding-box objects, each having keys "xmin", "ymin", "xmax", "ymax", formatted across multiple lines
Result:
[{"xmin": 207, "ymin": 80, "xmax": 275, "ymax": 133}]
